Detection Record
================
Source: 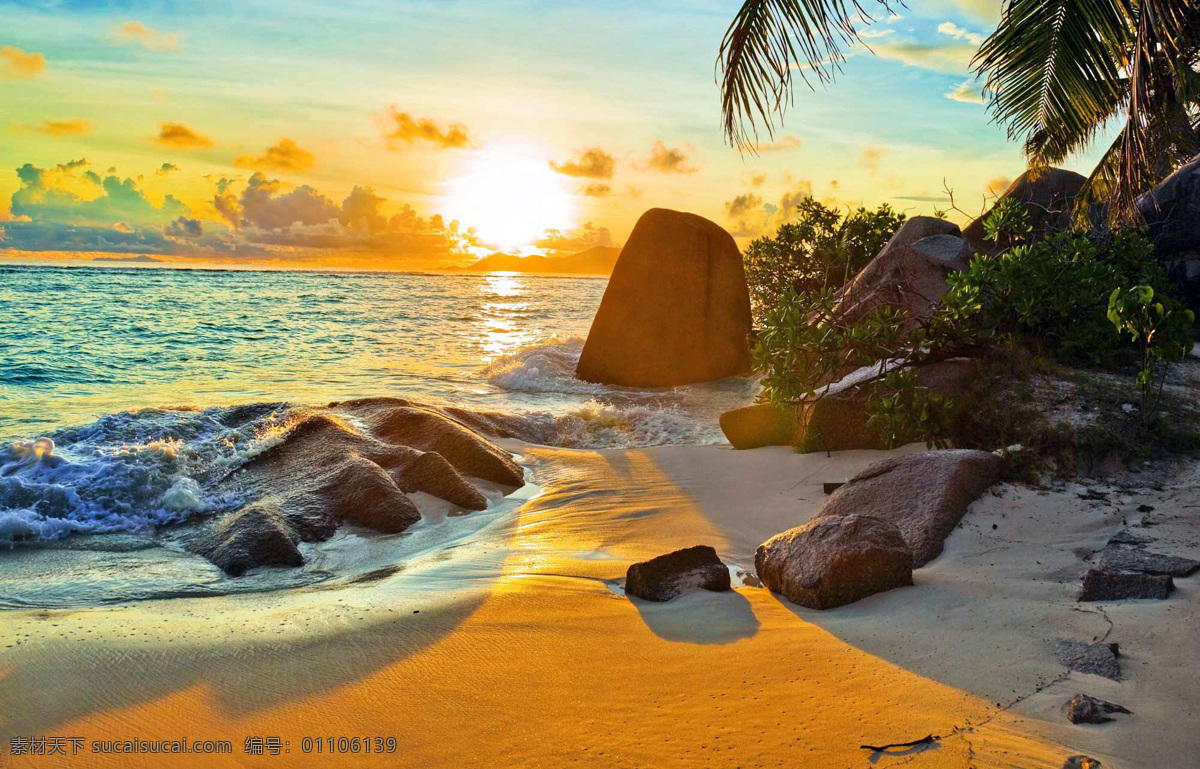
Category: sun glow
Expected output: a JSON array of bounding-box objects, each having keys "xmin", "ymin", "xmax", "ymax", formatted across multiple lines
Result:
[{"xmin": 442, "ymin": 144, "xmax": 575, "ymax": 252}]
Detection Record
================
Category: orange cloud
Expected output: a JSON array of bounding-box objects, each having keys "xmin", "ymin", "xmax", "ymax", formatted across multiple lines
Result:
[
  {"xmin": 551, "ymin": 148, "xmax": 615, "ymax": 179},
  {"xmin": 645, "ymin": 141, "xmax": 696, "ymax": 173},
  {"xmin": 755, "ymin": 134, "xmax": 803, "ymax": 153},
  {"xmin": 1, "ymin": 46, "xmax": 45, "ymax": 79},
  {"xmin": 858, "ymin": 146, "xmax": 889, "ymax": 176},
  {"xmin": 382, "ymin": 107, "xmax": 470, "ymax": 149},
  {"xmin": 18, "ymin": 118, "xmax": 91, "ymax": 136},
  {"xmin": 581, "ymin": 183, "xmax": 611, "ymax": 197},
  {"xmin": 112, "ymin": 21, "xmax": 181, "ymax": 52},
  {"xmin": 986, "ymin": 176, "xmax": 1013, "ymax": 197},
  {"xmin": 155, "ymin": 122, "xmax": 213, "ymax": 150},
  {"xmin": 234, "ymin": 138, "xmax": 315, "ymax": 173}
]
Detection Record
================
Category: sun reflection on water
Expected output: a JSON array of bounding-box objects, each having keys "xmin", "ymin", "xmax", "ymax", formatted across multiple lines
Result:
[{"xmin": 477, "ymin": 273, "xmax": 538, "ymax": 360}]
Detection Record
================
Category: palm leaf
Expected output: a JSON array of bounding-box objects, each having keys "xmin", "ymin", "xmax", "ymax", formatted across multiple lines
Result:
[{"xmin": 717, "ymin": 0, "xmax": 894, "ymax": 149}]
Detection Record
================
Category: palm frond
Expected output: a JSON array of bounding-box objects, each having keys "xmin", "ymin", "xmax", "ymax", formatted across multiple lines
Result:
[
  {"xmin": 974, "ymin": 0, "xmax": 1131, "ymax": 158},
  {"xmin": 717, "ymin": 0, "xmax": 893, "ymax": 150}
]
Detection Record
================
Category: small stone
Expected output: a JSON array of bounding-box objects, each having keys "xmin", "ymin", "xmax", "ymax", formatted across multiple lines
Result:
[
  {"xmin": 1107, "ymin": 529, "xmax": 1154, "ymax": 546},
  {"xmin": 1062, "ymin": 756, "xmax": 1103, "ymax": 769},
  {"xmin": 1079, "ymin": 568, "xmax": 1174, "ymax": 601},
  {"xmin": 1053, "ymin": 640, "xmax": 1121, "ymax": 680},
  {"xmin": 1066, "ymin": 694, "xmax": 1132, "ymax": 724},
  {"xmin": 625, "ymin": 545, "xmax": 731, "ymax": 602}
]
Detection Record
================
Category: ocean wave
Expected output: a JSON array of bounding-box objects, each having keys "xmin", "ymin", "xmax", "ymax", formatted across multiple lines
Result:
[
  {"xmin": 482, "ymin": 337, "xmax": 609, "ymax": 395},
  {"xmin": 547, "ymin": 401, "xmax": 723, "ymax": 448}
]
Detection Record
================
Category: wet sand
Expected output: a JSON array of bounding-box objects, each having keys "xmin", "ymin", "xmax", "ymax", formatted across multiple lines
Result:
[{"xmin": 3, "ymin": 443, "xmax": 1197, "ymax": 767}]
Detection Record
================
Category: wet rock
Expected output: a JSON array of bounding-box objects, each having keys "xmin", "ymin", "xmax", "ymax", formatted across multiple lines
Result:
[
  {"xmin": 577, "ymin": 208, "xmax": 752, "ymax": 387},
  {"xmin": 719, "ymin": 402, "xmax": 803, "ymax": 450},
  {"xmin": 391, "ymin": 450, "xmax": 488, "ymax": 511},
  {"xmin": 625, "ymin": 545, "xmax": 731, "ymax": 602},
  {"xmin": 1096, "ymin": 544, "xmax": 1199, "ymax": 577},
  {"xmin": 343, "ymin": 400, "xmax": 525, "ymax": 487},
  {"xmin": 1065, "ymin": 694, "xmax": 1132, "ymax": 724},
  {"xmin": 755, "ymin": 514, "xmax": 913, "ymax": 610},
  {"xmin": 814, "ymin": 449, "xmax": 1004, "ymax": 566},
  {"xmin": 1079, "ymin": 568, "xmax": 1174, "ymax": 601},
  {"xmin": 964, "ymin": 168, "xmax": 1086, "ymax": 252},
  {"xmin": 191, "ymin": 502, "xmax": 304, "ymax": 577},
  {"xmin": 1053, "ymin": 640, "xmax": 1121, "ymax": 680},
  {"xmin": 314, "ymin": 455, "xmax": 421, "ymax": 533},
  {"xmin": 1062, "ymin": 756, "xmax": 1103, "ymax": 769}
]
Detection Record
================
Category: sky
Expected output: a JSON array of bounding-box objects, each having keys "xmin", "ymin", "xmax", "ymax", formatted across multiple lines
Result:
[{"xmin": 0, "ymin": 0, "xmax": 1114, "ymax": 269}]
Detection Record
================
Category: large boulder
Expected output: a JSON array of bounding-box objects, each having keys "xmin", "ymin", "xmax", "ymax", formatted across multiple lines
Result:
[
  {"xmin": 814, "ymin": 449, "xmax": 1003, "ymax": 567},
  {"xmin": 830, "ymin": 217, "xmax": 972, "ymax": 332},
  {"xmin": 755, "ymin": 514, "xmax": 913, "ymax": 609},
  {"xmin": 576, "ymin": 209, "xmax": 752, "ymax": 387},
  {"xmin": 625, "ymin": 545, "xmax": 731, "ymax": 602},
  {"xmin": 1138, "ymin": 154, "xmax": 1200, "ymax": 312},
  {"xmin": 719, "ymin": 402, "xmax": 804, "ymax": 450},
  {"xmin": 963, "ymin": 168, "xmax": 1086, "ymax": 252}
]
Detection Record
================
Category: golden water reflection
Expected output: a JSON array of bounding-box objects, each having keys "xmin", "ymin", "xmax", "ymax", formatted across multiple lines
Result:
[{"xmin": 477, "ymin": 273, "xmax": 537, "ymax": 360}]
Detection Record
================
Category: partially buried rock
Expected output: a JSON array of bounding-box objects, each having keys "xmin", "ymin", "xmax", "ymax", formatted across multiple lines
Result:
[
  {"xmin": 191, "ymin": 501, "xmax": 304, "ymax": 577},
  {"xmin": 718, "ymin": 402, "xmax": 804, "ymax": 450},
  {"xmin": 1062, "ymin": 757, "xmax": 1104, "ymax": 769},
  {"xmin": 625, "ymin": 545, "xmax": 731, "ymax": 602},
  {"xmin": 813, "ymin": 449, "xmax": 1004, "ymax": 567},
  {"xmin": 1065, "ymin": 694, "xmax": 1132, "ymax": 725},
  {"xmin": 1079, "ymin": 568, "xmax": 1174, "ymax": 601},
  {"xmin": 1096, "ymin": 544, "xmax": 1200, "ymax": 577},
  {"xmin": 1053, "ymin": 640, "xmax": 1121, "ymax": 680},
  {"xmin": 576, "ymin": 208, "xmax": 752, "ymax": 387},
  {"xmin": 755, "ymin": 514, "xmax": 913, "ymax": 610}
]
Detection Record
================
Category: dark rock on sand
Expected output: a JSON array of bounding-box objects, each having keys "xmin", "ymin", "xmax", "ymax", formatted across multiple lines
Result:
[
  {"xmin": 391, "ymin": 451, "xmax": 489, "ymax": 511},
  {"xmin": 755, "ymin": 514, "xmax": 913, "ymax": 610},
  {"xmin": 576, "ymin": 208, "xmax": 752, "ymax": 387},
  {"xmin": 830, "ymin": 218, "xmax": 972, "ymax": 332},
  {"xmin": 1053, "ymin": 640, "xmax": 1121, "ymax": 680},
  {"xmin": 1096, "ymin": 544, "xmax": 1200, "ymax": 577},
  {"xmin": 1062, "ymin": 756, "xmax": 1104, "ymax": 769},
  {"xmin": 1065, "ymin": 693, "xmax": 1132, "ymax": 725},
  {"xmin": 1107, "ymin": 528, "xmax": 1154, "ymax": 546},
  {"xmin": 1079, "ymin": 568, "xmax": 1174, "ymax": 601},
  {"xmin": 625, "ymin": 545, "xmax": 732, "ymax": 602},
  {"xmin": 814, "ymin": 449, "xmax": 1003, "ymax": 567},
  {"xmin": 191, "ymin": 502, "xmax": 304, "ymax": 577},
  {"xmin": 963, "ymin": 168, "xmax": 1085, "ymax": 252}
]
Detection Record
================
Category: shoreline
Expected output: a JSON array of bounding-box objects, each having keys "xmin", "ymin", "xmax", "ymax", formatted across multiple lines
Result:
[{"xmin": 4, "ymin": 441, "xmax": 1196, "ymax": 767}]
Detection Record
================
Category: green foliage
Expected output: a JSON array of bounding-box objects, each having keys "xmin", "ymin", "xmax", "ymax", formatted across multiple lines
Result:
[
  {"xmin": 865, "ymin": 370, "xmax": 956, "ymax": 450},
  {"xmin": 982, "ymin": 195, "xmax": 1031, "ymax": 244},
  {"xmin": 742, "ymin": 198, "xmax": 904, "ymax": 324},
  {"xmin": 944, "ymin": 220, "xmax": 1172, "ymax": 365},
  {"xmin": 1107, "ymin": 285, "xmax": 1195, "ymax": 421}
]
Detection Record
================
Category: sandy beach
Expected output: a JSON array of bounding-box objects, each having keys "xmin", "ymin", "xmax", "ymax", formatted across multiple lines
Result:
[{"xmin": 4, "ymin": 441, "xmax": 1196, "ymax": 768}]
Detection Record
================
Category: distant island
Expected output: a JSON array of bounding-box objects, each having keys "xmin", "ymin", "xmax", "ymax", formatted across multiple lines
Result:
[
  {"xmin": 92, "ymin": 254, "xmax": 163, "ymax": 264},
  {"xmin": 450, "ymin": 246, "xmax": 619, "ymax": 275}
]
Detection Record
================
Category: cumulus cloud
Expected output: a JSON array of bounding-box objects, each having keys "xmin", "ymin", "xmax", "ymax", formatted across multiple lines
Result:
[
  {"xmin": 534, "ymin": 222, "xmax": 614, "ymax": 252},
  {"xmin": 112, "ymin": 21, "xmax": 182, "ymax": 52},
  {"xmin": 551, "ymin": 147, "xmax": 615, "ymax": 179},
  {"xmin": 645, "ymin": 141, "xmax": 697, "ymax": 173},
  {"xmin": 871, "ymin": 42, "xmax": 977, "ymax": 75},
  {"xmin": 339, "ymin": 185, "xmax": 387, "ymax": 233},
  {"xmin": 10, "ymin": 158, "xmax": 187, "ymax": 229},
  {"xmin": 164, "ymin": 216, "xmax": 203, "ymax": 238},
  {"xmin": 1, "ymin": 46, "xmax": 45, "ymax": 79},
  {"xmin": 18, "ymin": 118, "xmax": 90, "ymax": 136},
  {"xmin": 723, "ymin": 182, "xmax": 816, "ymax": 238},
  {"xmin": 945, "ymin": 79, "xmax": 986, "ymax": 104},
  {"xmin": 725, "ymin": 193, "xmax": 763, "ymax": 219},
  {"xmin": 155, "ymin": 162, "xmax": 180, "ymax": 176},
  {"xmin": 382, "ymin": 107, "xmax": 470, "ymax": 149},
  {"xmin": 155, "ymin": 122, "xmax": 213, "ymax": 150},
  {"xmin": 233, "ymin": 173, "xmax": 339, "ymax": 231},
  {"xmin": 581, "ymin": 182, "xmax": 611, "ymax": 197},
  {"xmin": 234, "ymin": 138, "xmax": 315, "ymax": 173},
  {"xmin": 858, "ymin": 146, "xmax": 889, "ymax": 176}
]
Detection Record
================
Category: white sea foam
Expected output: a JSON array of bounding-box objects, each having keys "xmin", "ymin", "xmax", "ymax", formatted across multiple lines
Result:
[{"xmin": 482, "ymin": 336, "xmax": 606, "ymax": 395}]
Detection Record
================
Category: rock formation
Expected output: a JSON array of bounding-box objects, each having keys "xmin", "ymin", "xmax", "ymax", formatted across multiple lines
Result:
[
  {"xmin": 963, "ymin": 168, "xmax": 1086, "ymax": 252},
  {"xmin": 625, "ymin": 545, "xmax": 731, "ymax": 602},
  {"xmin": 576, "ymin": 208, "xmax": 752, "ymax": 387}
]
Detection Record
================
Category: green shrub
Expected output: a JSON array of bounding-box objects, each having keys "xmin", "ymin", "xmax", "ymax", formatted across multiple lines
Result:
[
  {"xmin": 742, "ymin": 199, "xmax": 904, "ymax": 324},
  {"xmin": 944, "ymin": 228, "xmax": 1172, "ymax": 365}
]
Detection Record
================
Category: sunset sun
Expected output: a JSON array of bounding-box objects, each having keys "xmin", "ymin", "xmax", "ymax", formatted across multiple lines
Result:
[{"xmin": 442, "ymin": 144, "xmax": 576, "ymax": 251}]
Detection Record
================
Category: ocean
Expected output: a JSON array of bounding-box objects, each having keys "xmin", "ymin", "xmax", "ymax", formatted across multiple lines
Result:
[{"xmin": 0, "ymin": 263, "xmax": 754, "ymax": 556}]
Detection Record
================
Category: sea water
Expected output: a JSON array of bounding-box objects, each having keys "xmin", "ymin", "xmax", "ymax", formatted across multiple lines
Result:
[{"xmin": 0, "ymin": 264, "xmax": 754, "ymax": 603}]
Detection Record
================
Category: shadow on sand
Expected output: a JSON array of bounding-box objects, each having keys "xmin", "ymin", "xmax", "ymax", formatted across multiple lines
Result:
[{"xmin": 631, "ymin": 588, "xmax": 760, "ymax": 644}]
